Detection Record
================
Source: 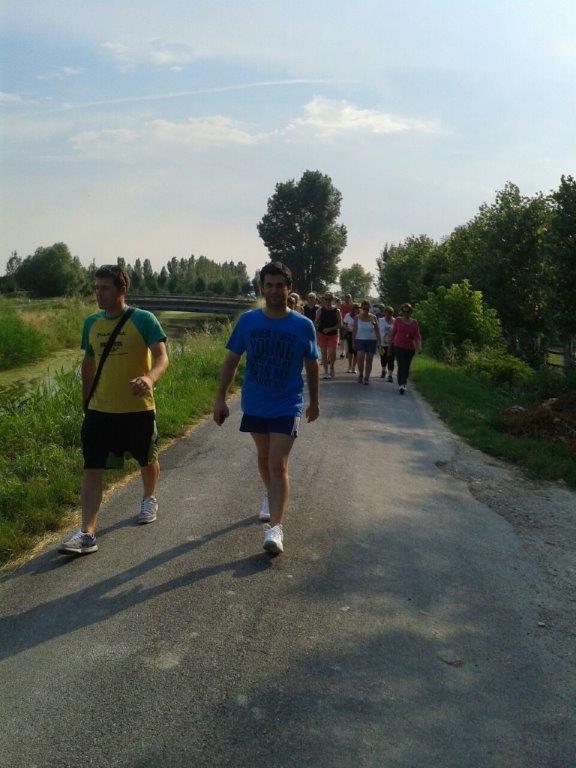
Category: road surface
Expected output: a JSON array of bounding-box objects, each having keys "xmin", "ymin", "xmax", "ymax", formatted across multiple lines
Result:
[{"xmin": 1, "ymin": 364, "xmax": 574, "ymax": 767}]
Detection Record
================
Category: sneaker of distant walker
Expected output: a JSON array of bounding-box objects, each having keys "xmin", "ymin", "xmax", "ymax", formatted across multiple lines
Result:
[
  {"xmin": 258, "ymin": 495, "xmax": 271, "ymax": 522},
  {"xmin": 263, "ymin": 523, "xmax": 284, "ymax": 554},
  {"xmin": 138, "ymin": 495, "xmax": 158, "ymax": 524},
  {"xmin": 399, "ymin": 385, "xmax": 406, "ymax": 395},
  {"xmin": 58, "ymin": 530, "xmax": 98, "ymax": 556},
  {"xmin": 387, "ymin": 374, "xmax": 393, "ymax": 382}
]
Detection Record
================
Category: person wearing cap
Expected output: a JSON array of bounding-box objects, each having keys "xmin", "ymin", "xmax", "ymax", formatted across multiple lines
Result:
[{"xmin": 58, "ymin": 264, "xmax": 169, "ymax": 555}]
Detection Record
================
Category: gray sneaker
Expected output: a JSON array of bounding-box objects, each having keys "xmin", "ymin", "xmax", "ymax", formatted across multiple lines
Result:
[
  {"xmin": 58, "ymin": 530, "xmax": 98, "ymax": 555},
  {"xmin": 138, "ymin": 496, "xmax": 158, "ymax": 524}
]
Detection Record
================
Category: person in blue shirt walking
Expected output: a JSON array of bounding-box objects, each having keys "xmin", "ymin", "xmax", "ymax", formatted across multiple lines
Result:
[{"xmin": 212, "ymin": 261, "xmax": 320, "ymax": 555}]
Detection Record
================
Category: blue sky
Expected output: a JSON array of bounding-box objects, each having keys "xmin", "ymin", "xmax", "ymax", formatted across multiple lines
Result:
[{"xmin": 1, "ymin": 0, "xmax": 575, "ymax": 281}]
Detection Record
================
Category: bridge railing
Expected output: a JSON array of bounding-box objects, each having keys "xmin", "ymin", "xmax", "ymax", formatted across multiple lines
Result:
[{"xmin": 126, "ymin": 293, "xmax": 257, "ymax": 315}]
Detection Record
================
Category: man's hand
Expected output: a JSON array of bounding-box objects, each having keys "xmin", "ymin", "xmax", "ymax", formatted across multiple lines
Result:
[
  {"xmin": 213, "ymin": 398, "xmax": 229, "ymax": 426},
  {"xmin": 130, "ymin": 375, "xmax": 153, "ymax": 396},
  {"xmin": 306, "ymin": 403, "xmax": 319, "ymax": 423}
]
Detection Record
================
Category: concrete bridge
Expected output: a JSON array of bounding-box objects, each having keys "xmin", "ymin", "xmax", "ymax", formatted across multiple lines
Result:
[{"xmin": 127, "ymin": 294, "xmax": 256, "ymax": 315}]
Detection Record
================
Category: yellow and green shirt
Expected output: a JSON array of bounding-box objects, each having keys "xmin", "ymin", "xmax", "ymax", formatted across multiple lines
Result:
[{"xmin": 81, "ymin": 307, "xmax": 167, "ymax": 413}]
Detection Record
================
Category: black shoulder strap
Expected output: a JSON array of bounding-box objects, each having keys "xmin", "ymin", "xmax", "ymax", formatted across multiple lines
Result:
[{"xmin": 84, "ymin": 307, "xmax": 135, "ymax": 411}]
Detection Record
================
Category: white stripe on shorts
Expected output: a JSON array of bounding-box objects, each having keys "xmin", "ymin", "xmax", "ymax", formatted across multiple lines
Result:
[{"xmin": 291, "ymin": 416, "xmax": 301, "ymax": 436}]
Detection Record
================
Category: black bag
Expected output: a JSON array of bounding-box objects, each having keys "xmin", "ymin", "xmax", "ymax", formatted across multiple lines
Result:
[{"xmin": 84, "ymin": 307, "xmax": 135, "ymax": 412}]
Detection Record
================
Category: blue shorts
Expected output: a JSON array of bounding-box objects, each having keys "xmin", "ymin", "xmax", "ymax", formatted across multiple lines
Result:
[
  {"xmin": 240, "ymin": 414, "xmax": 300, "ymax": 437},
  {"xmin": 355, "ymin": 339, "xmax": 377, "ymax": 354}
]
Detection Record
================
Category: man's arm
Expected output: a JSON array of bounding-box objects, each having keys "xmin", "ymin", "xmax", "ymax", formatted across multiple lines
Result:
[
  {"xmin": 130, "ymin": 341, "xmax": 169, "ymax": 396},
  {"xmin": 213, "ymin": 350, "xmax": 242, "ymax": 425},
  {"xmin": 81, "ymin": 354, "xmax": 96, "ymax": 405},
  {"xmin": 304, "ymin": 357, "xmax": 320, "ymax": 423}
]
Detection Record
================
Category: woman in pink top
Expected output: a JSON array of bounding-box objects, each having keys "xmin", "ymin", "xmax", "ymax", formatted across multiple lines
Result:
[{"xmin": 391, "ymin": 302, "xmax": 421, "ymax": 395}]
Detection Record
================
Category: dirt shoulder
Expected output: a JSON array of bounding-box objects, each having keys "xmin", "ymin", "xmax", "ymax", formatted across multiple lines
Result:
[{"xmin": 436, "ymin": 441, "xmax": 576, "ymax": 668}]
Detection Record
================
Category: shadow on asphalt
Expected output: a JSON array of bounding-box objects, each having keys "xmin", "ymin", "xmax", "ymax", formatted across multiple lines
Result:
[{"xmin": 0, "ymin": 516, "xmax": 269, "ymax": 662}]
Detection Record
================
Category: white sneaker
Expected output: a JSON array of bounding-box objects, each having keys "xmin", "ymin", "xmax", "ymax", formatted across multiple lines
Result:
[
  {"xmin": 263, "ymin": 523, "xmax": 284, "ymax": 554},
  {"xmin": 258, "ymin": 495, "xmax": 271, "ymax": 522},
  {"xmin": 138, "ymin": 495, "xmax": 158, "ymax": 524}
]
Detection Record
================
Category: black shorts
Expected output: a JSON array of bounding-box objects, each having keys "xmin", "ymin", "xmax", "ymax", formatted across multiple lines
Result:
[
  {"xmin": 82, "ymin": 410, "xmax": 158, "ymax": 469},
  {"xmin": 240, "ymin": 414, "xmax": 300, "ymax": 437}
]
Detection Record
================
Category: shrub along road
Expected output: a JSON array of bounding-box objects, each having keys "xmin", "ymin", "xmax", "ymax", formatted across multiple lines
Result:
[{"xmin": 1, "ymin": 363, "xmax": 574, "ymax": 768}]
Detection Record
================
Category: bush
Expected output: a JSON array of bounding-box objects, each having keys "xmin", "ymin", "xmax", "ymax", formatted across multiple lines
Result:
[
  {"xmin": 415, "ymin": 280, "xmax": 503, "ymax": 359},
  {"xmin": 464, "ymin": 347, "xmax": 533, "ymax": 386},
  {"xmin": 0, "ymin": 311, "xmax": 45, "ymax": 369}
]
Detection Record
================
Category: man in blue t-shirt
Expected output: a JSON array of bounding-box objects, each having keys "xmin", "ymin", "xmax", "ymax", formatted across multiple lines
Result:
[{"xmin": 213, "ymin": 261, "xmax": 320, "ymax": 555}]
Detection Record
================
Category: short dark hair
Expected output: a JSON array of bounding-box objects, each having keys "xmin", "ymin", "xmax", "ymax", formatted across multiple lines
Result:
[
  {"xmin": 95, "ymin": 264, "xmax": 130, "ymax": 291},
  {"xmin": 259, "ymin": 261, "xmax": 292, "ymax": 285}
]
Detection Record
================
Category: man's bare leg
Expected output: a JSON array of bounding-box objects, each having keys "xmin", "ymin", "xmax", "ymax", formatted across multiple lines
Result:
[
  {"xmin": 266, "ymin": 433, "xmax": 296, "ymax": 526},
  {"xmin": 81, "ymin": 468, "xmax": 104, "ymax": 534},
  {"xmin": 251, "ymin": 433, "xmax": 271, "ymax": 488},
  {"xmin": 141, "ymin": 460, "xmax": 160, "ymax": 498}
]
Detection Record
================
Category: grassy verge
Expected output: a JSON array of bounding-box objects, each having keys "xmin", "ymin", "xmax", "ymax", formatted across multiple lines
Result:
[
  {"xmin": 411, "ymin": 355, "xmax": 576, "ymax": 488},
  {"xmin": 0, "ymin": 297, "xmax": 93, "ymax": 370},
  {"xmin": 0, "ymin": 329, "xmax": 236, "ymax": 567}
]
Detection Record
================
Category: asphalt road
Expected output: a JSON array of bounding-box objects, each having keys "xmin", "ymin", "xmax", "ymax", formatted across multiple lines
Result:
[{"xmin": 1, "ymin": 362, "xmax": 574, "ymax": 768}]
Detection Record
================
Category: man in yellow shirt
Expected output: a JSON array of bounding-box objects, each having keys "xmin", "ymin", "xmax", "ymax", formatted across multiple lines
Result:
[{"xmin": 59, "ymin": 264, "xmax": 169, "ymax": 555}]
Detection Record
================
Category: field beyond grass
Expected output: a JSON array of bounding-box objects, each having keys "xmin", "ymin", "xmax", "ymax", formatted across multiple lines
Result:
[
  {"xmin": 411, "ymin": 355, "xmax": 576, "ymax": 489},
  {"xmin": 0, "ymin": 329, "xmax": 236, "ymax": 567}
]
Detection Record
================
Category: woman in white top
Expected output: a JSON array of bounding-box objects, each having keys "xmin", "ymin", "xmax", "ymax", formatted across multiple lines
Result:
[
  {"xmin": 377, "ymin": 306, "xmax": 396, "ymax": 382},
  {"xmin": 342, "ymin": 302, "xmax": 359, "ymax": 373},
  {"xmin": 352, "ymin": 300, "xmax": 381, "ymax": 384}
]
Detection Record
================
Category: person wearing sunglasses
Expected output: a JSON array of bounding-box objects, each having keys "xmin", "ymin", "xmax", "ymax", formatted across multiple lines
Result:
[
  {"xmin": 391, "ymin": 303, "xmax": 421, "ymax": 394},
  {"xmin": 58, "ymin": 264, "xmax": 169, "ymax": 555}
]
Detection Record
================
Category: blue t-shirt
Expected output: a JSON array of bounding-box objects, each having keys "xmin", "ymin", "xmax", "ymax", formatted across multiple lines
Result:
[{"xmin": 226, "ymin": 309, "xmax": 319, "ymax": 418}]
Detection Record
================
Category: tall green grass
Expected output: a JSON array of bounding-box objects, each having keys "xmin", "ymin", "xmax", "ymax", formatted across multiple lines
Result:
[
  {"xmin": 0, "ymin": 329, "xmax": 237, "ymax": 566},
  {"xmin": 0, "ymin": 298, "xmax": 91, "ymax": 370},
  {"xmin": 411, "ymin": 355, "xmax": 576, "ymax": 488}
]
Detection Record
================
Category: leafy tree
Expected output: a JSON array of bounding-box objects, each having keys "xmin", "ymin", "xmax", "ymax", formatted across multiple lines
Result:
[
  {"xmin": 375, "ymin": 236, "xmax": 438, "ymax": 307},
  {"xmin": 339, "ymin": 263, "xmax": 373, "ymax": 299},
  {"xmin": 257, "ymin": 170, "xmax": 347, "ymax": 292},
  {"xmin": 0, "ymin": 251, "xmax": 22, "ymax": 292},
  {"xmin": 130, "ymin": 258, "xmax": 143, "ymax": 291},
  {"xmin": 15, "ymin": 242, "xmax": 85, "ymax": 297},
  {"xmin": 158, "ymin": 266, "xmax": 168, "ymax": 292},
  {"xmin": 476, "ymin": 184, "xmax": 551, "ymax": 360},
  {"xmin": 546, "ymin": 174, "xmax": 576, "ymax": 370},
  {"xmin": 414, "ymin": 280, "xmax": 502, "ymax": 358}
]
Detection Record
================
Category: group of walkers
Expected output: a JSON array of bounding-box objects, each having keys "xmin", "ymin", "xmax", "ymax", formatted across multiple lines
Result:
[
  {"xmin": 296, "ymin": 290, "xmax": 421, "ymax": 390},
  {"xmin": 58, "ymin": 260, "xmax": 420, "ymax": 560}
]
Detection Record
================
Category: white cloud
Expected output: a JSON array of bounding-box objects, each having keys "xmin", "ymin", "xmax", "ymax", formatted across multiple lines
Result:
[
  {"xmin": 68, "ymin": 128, "xmax": 138, "ymax": 158},
  {"xmin": 68, "ymin": 116, "xmax": 265, "ymax": 159},
  {"xmin": 288, "ymin": 96, "xmax": 443, "ymax": 139},
  {"xmin": 101, "ymin": 39, "xmax": 196, "ymax": 71},
  {"xmin": 0, "ymin": 92, "xmax": 24, "ymax": 104},
  {"xmin": 37, "ymin": 66, "xmax": 83, "ymax": 81},
  {"xmin": 149, "ymin": 117, "xmax": 264, "ymax": 147}
]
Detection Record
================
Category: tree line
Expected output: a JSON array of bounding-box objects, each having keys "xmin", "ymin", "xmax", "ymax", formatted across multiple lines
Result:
[
  {"xmin": 0, "ymin": 246, "xmax": 253, "ymax": 298},
  {"xmin": 375, "ymin": 176, "xmax": 575, "ymax": 367}
]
